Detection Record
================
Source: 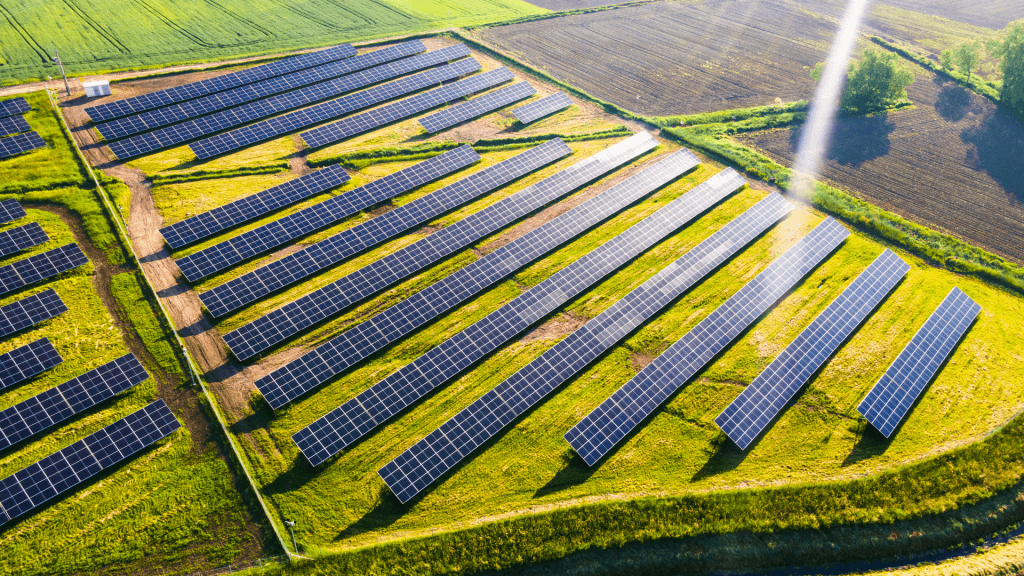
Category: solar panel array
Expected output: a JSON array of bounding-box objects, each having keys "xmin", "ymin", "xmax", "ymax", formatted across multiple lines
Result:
[
  {"xmin": 419, "ymin": 82, "xmax": 536, "ymax": 133},
  {"xmin": 512, "ymin": 92, "xmax": 573, "ymax": 124},
  {"xmin": 96, "ymin": 41, "xmax": 426, "ymax": 140},
  {"xmin": 301, "ymin": 67, "xmax": 515, "ymax": 148},
  {"xmin": 0, "ymin": 399, "xmax": 179, "ymax": 527},
  {"xmin": 0, "ymin": 290, "xmax": 67, "ymax": 338},
  {"xmin": 0, "ymin": 244, "xmax": 89, "ymax": 296},
  {"xmin": 184, "ymin": 46, "xmax": 476, "ymax": 161},
  {"xmin": 377, "ymin": 193, "xmax": 793, "ymax": 502},
  {"xmin": 110, "ymin": 46, "xmax": 475, "ymax": 160},
  {"xmin": 0, "ymin": 353, "xmax": 148, "ymax": 452},
  {"xmin": 204, "ymin": 138, "xmax": 571, "ymax": 320},
  {"xmin": 566, "ymin": 217, "xmax": 849, "ymax": 466},
  {"xmin": 0, "ymin": 132, "xmax": 45, "ymax": 159},
  {"xmin": 0, "ymin": 200, "xmax": 26, "ymax": 225},
  {"xmin": 176, "ymin": 146, "xmax": 479, "ymax": 281},
  {"xmin": 0, "ymin": 116, "xmax": 31, "ymax": 138},
  {"xmin": 297, "ymin": 163, "xmax": 754, "ymax": 467},
  {"xmin": 0, "ymin": 98, "xmax": 31, "ymax": 119},
  {"xmin": 857, "ymin": 287, "xmax": 980, "ymax": 437},
  {"xmin": 0, "ymin": 223, "xmax": 49, "ymax": 259},
  {"xmin": 715, "ymin": 249, "xmax": 909, "ymax": 449},
  {"xmin": 0, "ymin": 339, "xmax": 62, "ymax": 390},
  {"xmin": 159, "ymin": 164, "xmax": 350, "ymax": 250},
  {"xmin": 249, "ymin": 134, "xmax": 655, "ymax": 408},
  {"xmin": 85, "ymin": 44, "xmax": 357, "ymax": 122}
]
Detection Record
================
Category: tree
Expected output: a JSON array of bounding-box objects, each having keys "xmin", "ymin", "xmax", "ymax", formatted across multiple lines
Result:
[
  {"xmin": 953, "ymin": 41, "xmax": 982, "ymax": 83},
  {"xmin": 991, "ymin": 23, "xmax": 1024, "ymax": 115},
  {"xmin": 940, "ymin": 49, "xmax": 954, "ymax": 71},
  {"xmin": 826, "ymin": 49, "xmax": 914, "ymax": 114}
]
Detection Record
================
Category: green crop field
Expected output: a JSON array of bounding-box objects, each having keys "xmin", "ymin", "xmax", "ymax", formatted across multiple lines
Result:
[{"xmin": 0, "ymin": 0, "xmax": 546, "ymax": 84}]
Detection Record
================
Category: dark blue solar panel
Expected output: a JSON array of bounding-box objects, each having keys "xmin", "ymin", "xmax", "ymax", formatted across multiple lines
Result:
[
  {"xmin": 0, "ymin": 98, "xmax": 31, "ymax": 119},
  {"xmin": 512, "ymin": 92, "xmax": 573, "ymax": 124},
  {"xmin": 0, "ymin": 338, "xmax": 62, "ymax": 390},
  {"xmin": 377, "ymin": 193, "xmax": 795, "ymax": 502},
  {"xmin": 0, "ymin": 289, "xmax": 67, "ymax": 338},
  {"xmin": 0, "ymin": 132, "xmax": 45, "ymax": 159},
  {"xmin": 0, "ymin": 200, "xmax": 26, "ymax": 225},
  {"xmin": 0, "ymin": 244, "xmax": 89, "ymax": 296},
  {"xmin": 0, "ymin": 116, "xmax": 31, "ymax": 138},
  {"xmin": 716, "ymin": 249, "xmax": 910, "ymax": 449},
  {"xmin": 0, "ymin": 223, "xmax": 48, "ymax": 258},
  {"xmin": 418, "ymin": 82, "xmax": 536, "ymax": 133},
  {"xmin": 857, "ymin": 287, "xmax": 980, "ymax": 437}
]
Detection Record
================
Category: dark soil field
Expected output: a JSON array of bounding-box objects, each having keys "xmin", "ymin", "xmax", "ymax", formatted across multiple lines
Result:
[
  {"xmin": 478, "ymin": 0, "xmax": 836, "ymax": 116},
  {"xmin": 738, "ymin": 61, "xmax": 1024, "ymax": 264},
  {"xmin": 865, "ymin": 0, "xmax": 1024, "ymax": 30}
]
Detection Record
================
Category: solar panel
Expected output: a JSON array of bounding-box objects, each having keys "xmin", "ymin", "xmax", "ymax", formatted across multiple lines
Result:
[
  {"xmin": 159, "ymin": 164, "xmax": 350, "ymax": 250},
  {"xmin": 300, "ymin": 67, "xmax": 516, "ymax": 149},
  {"xmin": 512, "ymin": 92, "xmax": 573, "ymax": 124},
  {"xmin": 0, "ymin": 244, "xmax": 89, "ymax": 296},
  {"xmin": 715, "ymin": 249, "xmax": 909, "ymax": 449},
  {"xmin": 84, "ymin": 43, "xmax": 357, "ymax": 122},
  {"xmin": 857, "ymin": 287, "xmax": 980, "ymax": 437},
  {"xmin": 176, "ymin": 145, "xmax": 480, "ymax": 281},
  {"xmin": 0, "ymin": 98, "xmax": 31, "ymax": 119},
  {"xmin": 296, "ymin": 165, "xmax": 757, "ymax": 467},
  {"xmin": 0, "ymin": 289, "xmax": 67, "ymax": 339},
  {"xmin": 0, "ymin": 132, "xmax": 45, "ymax": 159},
  {"xmin": 0, "ymin": 339, "xmax": 62, "ymax": 391},
  {"xmin": 203, "ymin": 138, "xmax": 570, "ymax": 320},
  {"xmin": 247, "ymin": 133, "xmax": 657, "ymax": 408},
  {"xmin": 0, "ymin": 200, "xmax": 27, "ymax": 225},
  {"xmin": 377, "ymin": 193, "xmax": 794, "ymax": 502},
  {"xmin": 96, "ymin": 41, "xmax": 427, "ymax": 140},
  {"xmin": 0, "ymin": 116, "xmax": 31, "ymax": 138},
  {"xmin": 0, "ymin": 399, "xmax": 179, "ymax": 528},
  {"xmin": 418, "ymin": 82, "xmax": 536, "ymax": 133},
  {"xmin": 0, "ymin": 353, "xmax": 149, "ymax": 453},
  {"xmin": 0, "ymin": 223, "xmax": 49, "ymax": 259},
  {"xmin": 109, "ymin": 46, "xmax": 474, "ymax": 160}
]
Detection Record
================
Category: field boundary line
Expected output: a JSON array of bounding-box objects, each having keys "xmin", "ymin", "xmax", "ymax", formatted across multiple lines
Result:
[{"xmin": 44, "ymin": 88, "xmax": 295, "ymax": 563}]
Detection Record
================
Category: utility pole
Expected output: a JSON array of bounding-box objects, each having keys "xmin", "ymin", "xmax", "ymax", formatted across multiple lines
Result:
[
  {"xmin": 284, "ymin": 520, "xmax": 298, "ymax": 556},
  {"xmin": 53, "ymin": 50, "xmax": 70, "ymax": 96}
]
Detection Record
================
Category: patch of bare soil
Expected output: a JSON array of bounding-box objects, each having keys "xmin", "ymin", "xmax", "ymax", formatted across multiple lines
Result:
[
  {"xmin": 521, "ymin": 312, "xmax": 588, "ymax": 344},
  {"xmin": 288, "ymin": 135, "xmax": 313, "ymax": 176}
]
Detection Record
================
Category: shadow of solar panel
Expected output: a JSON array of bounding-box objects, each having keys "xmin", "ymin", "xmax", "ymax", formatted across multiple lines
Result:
[
  {"xmin": 419, "ymin": 82, "xmax": 536, "ymax": 133},
  {"xmin": 159, "ymin": 165, "xmax": 349, "ymax": 250},
  {"xmin": 300, "ymin": 67, "xmax": 515, "ymax": 148},
  {"xmin": 716, "ymin": 249, "xmax": 910, "ymax": 449},
  {"xmin": 0, "ymin": 116, "xmax": 30, "ymax": 138},
  {"xmin": 0, "ymin": 399, "xmax": 179, "ymax": 528},
  {"xmin": 0, "ymin": 223, "xmax": 48, "ymax": 259},
  {"xmin": 84, "ymin": 43, "xmax": 357, "ymax": 122},
  {"xmin": 0, "ymin": 289, "xmax": 67, "ymax": 338},
  {"xmin": 0, "ymin": 338, "xmax": 61, "ymax": 391},
  {"xmin": 565, "ymin": 217, "xmax": 849, "ymax": 466},
  {"xmin": 96, "ymin": 41, "xmax": 427, "ymax": 140},
  {"xmin": 857, "ymin": 287, "xmax": 980, "ymax": 437},
  {"xmin": 0, "ymin": 132, "xmax": 45, "ymax": 159},
  {"xmin": 512, "ymin": 92, "xmax": 573, "ymax": 124},
  {"xmin": 377, "ymin": 193, "xmax": 794, "ymax": 502},
  {"xmin": 0, "ymin": 353, "xmax": 149, "ymax": 453},
  {"xmin": 176, "ymin": 146, "xmax": 479, "ymax": 282},
  {"xmin": 206, "ymin": 138, "xmax": 570, "ymax": 322},
  {"xmin": 249, "ymin": 132, "xmax": 656, "ymax": 409},
  {"xmin": 0, "ymin": 98, "xmax": 31, "ymax": 119},
  {"xmin": 0, "ymin": 200, "xmax": 27, "ymax": 226},
  {"xmin": 0, "ymin": 244, "xmax": 89, "ymax": 296}
]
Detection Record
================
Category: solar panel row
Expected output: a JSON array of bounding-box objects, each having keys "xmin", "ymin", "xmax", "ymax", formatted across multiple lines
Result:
[
  {"xmin": 0, "ymin": 244, "xmax": 89, "ymax": 296},
  {"xmin": 0, "ymin": 98, "xmax": 31, "ymax": 119},
  {"xmin": 418, "ymin": 82, "xmax": 536, "ymax": 133},
  {"xmin": 205, "ymin": 138, "xmax": 571, "ymax": 321},
  {"xmin": 0, "ymin": 290, "xmax": 67, "ymax": 339},
  {"xmin": 0, "ymin": 223, "xmax": 48, "ymax": 259},
  {"xmin": 0, "ymin": 353, "xmax": 149, "ymax": 453},
  {"xmin": 0, "ymin": 132, "xmax": 45, "ymax": 159},
  {"xmin": 857, "ymin": 287, "xmax": 980, "ymax": 437},
  {"xmin": 96, "ymin": 41, "xmax": 426, "ymax": 140},
  {"xmin": 159, "ymin": 164, "xmax": 350, "ymax": 250},
  {"xmin": 110, "ymin": 46, "xmax": 475, "ymax": 160},
  {"xmin": 0, "ymin": 400, "xmax": 179, "ymax": 527},
  {"xmin": 716, "ymin": 249, "xmax": 910, "ymax": 449},
  {"xmin": 85, "ymin": 44, "xmax": 357, "ymax": 122},
  {"xmin": 512, "ymin": 92, "xmax": 573, "ymax": 124},
  {"xmin": 250, "ymin": 133, "xmax": 657, "ymax": 408},
  {"xmin": 184, "ymin": 46, "xmax": 476, "ymax": 161},
  {"xmin": 377, "ymin": 193, "xmax": 794, "ymax": 502},
  {"xmin": 0, "ymin": 200, "xmax": 26, "ymax": 225},
  {"xmin": 0, "ymin": 116, "xmax": 31, "ymax": 138},
  {"xmin": 0, "ymin": 339, "xmax": 61, "ymax": 391},
  {"xmin": 297, "ymin": 162, "xmax": 754, "ymax": 467},
  {"xmin": 176, "ymin": 145, "xmax": 480, "ymax": 281}
]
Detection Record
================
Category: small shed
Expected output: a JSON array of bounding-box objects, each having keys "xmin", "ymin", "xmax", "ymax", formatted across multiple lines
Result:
[{"xmin": 82, "ymin": 80, "xmax": 111, "ymax": 98}]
